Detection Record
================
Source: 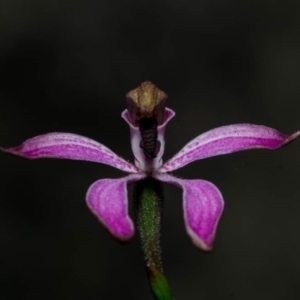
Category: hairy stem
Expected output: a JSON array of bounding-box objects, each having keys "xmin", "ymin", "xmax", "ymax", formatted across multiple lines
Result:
[{"xmin": 134, "ymin": 178, "xmax": 173, "ymax": 300}]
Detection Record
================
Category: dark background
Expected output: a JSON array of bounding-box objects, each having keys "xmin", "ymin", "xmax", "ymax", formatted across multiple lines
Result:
[{"xmin": 0, "ymin": 1, "xmax": 300, "ymax": 299}]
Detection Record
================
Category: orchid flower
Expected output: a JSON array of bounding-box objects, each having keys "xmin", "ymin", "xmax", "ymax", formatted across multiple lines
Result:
[
  {"xmin": 1, "ymin": 81, "xmax": 299, "ymax": 250},
  {"xmin": 1, "ymin": 81, "xmax": 299, "ymax": 299}
]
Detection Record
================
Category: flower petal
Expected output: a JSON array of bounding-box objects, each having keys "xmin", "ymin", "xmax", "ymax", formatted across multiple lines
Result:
[
  {"xmin": 159, "ymin": 124, "xmax": 300, "ymax": 172},
  {"xmin": 0, "ymin": 133, "xmax": 138, "ymax": 173},
  {"xmin": 122, "ymin": 108, "xmax": 175, "ymax": 172},
  {"xmin": 86, "ymin": 173, "xmax": 146, "ymax": 241},
  {"xmin": 154, "ymin": 173, "xmax": 224, "ymax": 251}
]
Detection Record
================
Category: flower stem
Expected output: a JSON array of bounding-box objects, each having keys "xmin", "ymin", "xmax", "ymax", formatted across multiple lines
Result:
[{"xmin": 134, "ymin": 177, "xmax": 173, "ymax": 300}]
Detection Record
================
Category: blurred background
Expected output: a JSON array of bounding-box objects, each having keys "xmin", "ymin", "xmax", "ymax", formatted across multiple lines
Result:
[{"xmin": 0, "ymin": 0, "xmax": 300, "ymax": 299}]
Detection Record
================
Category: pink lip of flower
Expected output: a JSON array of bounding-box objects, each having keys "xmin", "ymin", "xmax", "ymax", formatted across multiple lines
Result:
[{"xmin": 1, "ymin": 108, "xmax": 299, "ymax": 251}]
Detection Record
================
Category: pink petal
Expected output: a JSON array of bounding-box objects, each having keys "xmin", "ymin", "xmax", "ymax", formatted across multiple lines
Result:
[
  {"xmin": 0, "ymin": 133, "xmax": 138, "ymax": 173},
  {"xmin": 155, "ymin": 173, "xmax": 224, "ymax": 251},
  {"xmin": 86, "ymin": 173, "xmax": 146, "ymax": 241},
  {"xmin": 121, "ymin": 108, "xmax": 175, "ymax": 172},
  {"xmin": 159, "ymin": 124, "xmax": 300, "ymax": 172}
]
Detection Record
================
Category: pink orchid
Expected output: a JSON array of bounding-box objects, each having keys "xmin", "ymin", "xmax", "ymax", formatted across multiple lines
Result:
[{"xmin": 1, "ymin": 81, "xmax": 299, "ymax": 252}]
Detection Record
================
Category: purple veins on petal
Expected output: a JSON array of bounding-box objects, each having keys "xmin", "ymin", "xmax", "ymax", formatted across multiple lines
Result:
[
  {"xmin": 159, "ymin": 124, "xmax": 300, "ymax": 172},
  {"xmin": 0, "ymin": 132, "xmax": 138, "ymax": 173},
  {"xmin": 154, "ymin": 173, "xmax": 224, "ymax": 251},
  {"xmin": 86, "ymin": 173, "xmax": 146, "ymax": 241}
]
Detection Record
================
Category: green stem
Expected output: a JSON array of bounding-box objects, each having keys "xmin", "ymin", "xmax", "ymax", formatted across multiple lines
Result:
[{"xmin": 134, "ymin": 178, "xmax": 173, "ymax": 300}]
